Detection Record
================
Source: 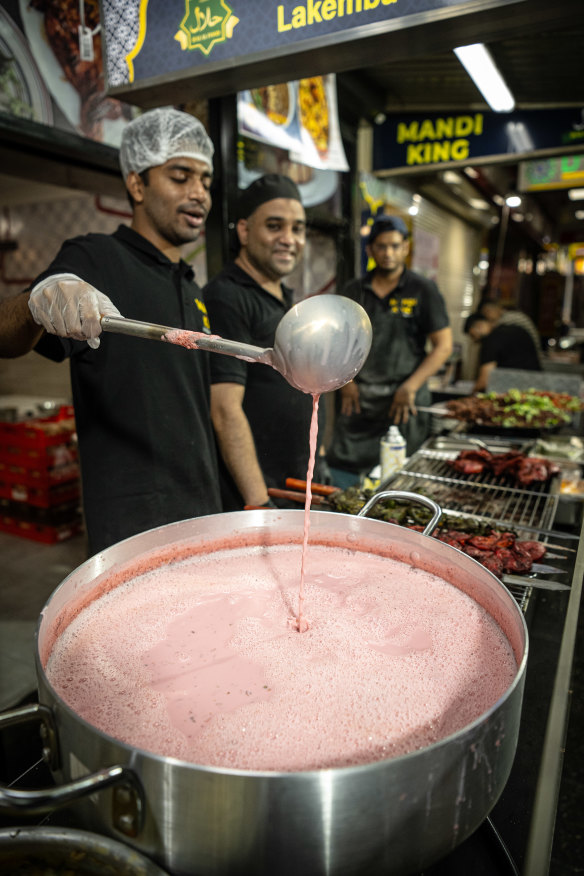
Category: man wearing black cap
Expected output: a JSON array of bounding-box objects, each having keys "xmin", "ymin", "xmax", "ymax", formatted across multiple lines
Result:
[
  {"xmin": 204, "ymin": 173, "xmax": 321, "ymax": 509},
  {"xmin": 327, "ymin": 214, "xmax": 453, "ymax": 486}
]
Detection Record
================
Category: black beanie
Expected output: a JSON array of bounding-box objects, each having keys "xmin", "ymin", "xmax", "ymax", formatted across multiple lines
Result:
[
  {"xmin": 368, "ymin": 214, "xmax": 409, "ymax": 244},
  {"xmin": 236, "ymin": 174, "xmax": 302, "ymax": 220}
]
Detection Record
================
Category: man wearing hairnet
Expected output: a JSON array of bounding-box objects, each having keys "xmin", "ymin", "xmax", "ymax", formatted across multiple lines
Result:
[{"xmin": 0, "ymin": 107, "xmax": 222, "ymax": 554}]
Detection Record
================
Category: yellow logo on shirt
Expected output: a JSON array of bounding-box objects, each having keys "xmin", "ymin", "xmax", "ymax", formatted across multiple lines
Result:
[
  {"xmin": 195, "ymin": 298, "xmax": 211, "ymax": 332},
  {"xmin": 388, "ymin": 296, "xmax": 418, "ymax": 316}
]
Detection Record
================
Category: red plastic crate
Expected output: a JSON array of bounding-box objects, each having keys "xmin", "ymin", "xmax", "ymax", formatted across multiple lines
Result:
[
  {"xmin": 0, "ymin": 406, "xmax": 76, "ymax": 451},
  {"xmin": 0, "ymin": 514, "xmax": 83, "ymax": 544},
  {"xmin": 0, "ymin": 459, "xmax": 79, "ymax": 488},
  {"xmin": 0, "ymin": 478, "xmax": 80, "ymax": 508},
  {"xmin": 0, "ymin": 497, "xmax": 81, "ymax": 525},
  {"xmin": 0, "ymin": 440, "xmax": 78, "ymax": 469}
]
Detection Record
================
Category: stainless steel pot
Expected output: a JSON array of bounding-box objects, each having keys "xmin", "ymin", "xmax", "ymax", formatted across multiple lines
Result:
[{"xmin": 0, "ymin": 497, "xmax": 528, "ymax": 876}]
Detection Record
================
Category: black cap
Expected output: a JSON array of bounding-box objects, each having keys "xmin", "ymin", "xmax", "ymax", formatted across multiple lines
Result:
[
  {"xmin": 236, "ymin": 174, "xmax": 302, "ymax": 220},
  {"xmin": 368, "ymin": 214, "xmax": 409, "ymax": 244}
]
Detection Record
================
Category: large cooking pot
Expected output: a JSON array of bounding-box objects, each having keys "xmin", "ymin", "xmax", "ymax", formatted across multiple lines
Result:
[{"xmin": 0, "ymin": 495, "xmax": 527, "ymax": 876}]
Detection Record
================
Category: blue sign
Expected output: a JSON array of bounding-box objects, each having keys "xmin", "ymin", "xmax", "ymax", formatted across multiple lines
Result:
[
  {"xmin": 372, "ymin": 108, "xmax": 584, "ymax": 171},
  {"xmin": 102, "ymin": 0, "xmax": 523, "ymax": 98}
]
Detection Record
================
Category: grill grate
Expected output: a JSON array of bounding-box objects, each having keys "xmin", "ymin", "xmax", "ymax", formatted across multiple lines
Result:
[
  {"xmin": 505, "ymin": 583, "xmax": 533, "ymax": 612},
  {"xmin": 389, "ymin": 448, "xmax": 560, "ymax": 533},
  {"xmin": 384, "ymin": 446, "xmax": 572, "ymax": 614}
]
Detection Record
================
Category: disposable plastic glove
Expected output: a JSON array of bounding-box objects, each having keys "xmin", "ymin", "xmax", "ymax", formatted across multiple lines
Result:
[{"xmin": 28, "ymin": 273, "xmax": 121, "ymax": 349}]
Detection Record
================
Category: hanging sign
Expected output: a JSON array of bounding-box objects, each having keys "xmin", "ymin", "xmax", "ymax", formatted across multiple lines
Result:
[
  {"xmin": 518, "ymin": 154, "xmax": 584, "ymax": 191},
  {"xmin": 373, "ymin": 107, "xmax": 584, "ymax": 173},
  {"xmin": 100, "ymin": 0, "xmax": 524, "ymax": 104}
]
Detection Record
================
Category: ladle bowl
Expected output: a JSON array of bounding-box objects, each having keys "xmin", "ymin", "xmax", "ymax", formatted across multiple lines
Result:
[
  {"xmin": 271, "ymin": 294, "xmax": 372, "ymax": 393},
  {"xmin": 101, "ymin": 294, "xmax": 372, "ymax": 395}
]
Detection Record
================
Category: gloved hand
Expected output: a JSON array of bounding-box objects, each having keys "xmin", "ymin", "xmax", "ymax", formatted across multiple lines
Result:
[{"xmin": 28, "ymin": 273, "xmax": 121, "ymax": 349}]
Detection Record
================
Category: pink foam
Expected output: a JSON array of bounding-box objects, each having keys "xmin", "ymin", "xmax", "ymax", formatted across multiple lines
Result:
[
  {"xmin": 163, "ymin": 329, "xmax": 221, "ymax": 349},
  {"xmin": 46, "ymin": 542, "xmax": 518, "ymax": 772}
]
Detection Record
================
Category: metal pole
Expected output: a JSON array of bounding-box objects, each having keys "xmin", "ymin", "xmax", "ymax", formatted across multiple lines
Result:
[{"xmin": 491, "ymin": 203, "xmax": 510, "ymax": 294}]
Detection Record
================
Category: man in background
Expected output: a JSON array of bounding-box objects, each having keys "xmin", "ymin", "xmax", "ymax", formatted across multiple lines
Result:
[
  {"xmin": 0, "ymin": 107, "xmax": 222, "ymax": 554},
  {"xmin": 479, "ymin": 299, "xmax": 543, "ymax": 366},
  {"xmin": 204, "ymin": 173, "xmax": 322, "ymax": 509},
  {"xmin": 466, "ymin": 312, "xmax": 542, "ymax": 391},
  {"xmin": 326, "ymin": 214, "xmax": 452, "ymax": 487}
]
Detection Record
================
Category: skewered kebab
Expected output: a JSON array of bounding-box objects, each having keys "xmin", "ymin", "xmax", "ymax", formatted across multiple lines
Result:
[
  {"xmin": 450, "ymin": 449, "xmax": 560, "ymax": 485},
  {"xmin": 270, "ymin": 481, "xmax": 566, "ymax": 581}
]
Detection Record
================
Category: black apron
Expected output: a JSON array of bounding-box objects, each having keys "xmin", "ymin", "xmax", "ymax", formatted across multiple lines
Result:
[{"xmin": 327, "ymin": 294, "xmax": 432, "ymax": 472}]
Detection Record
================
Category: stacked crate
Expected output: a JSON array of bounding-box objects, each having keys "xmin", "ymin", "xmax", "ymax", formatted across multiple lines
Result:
[{"xmin": 0, "ymin": 405, "xmax": 83, "ymax": 543}]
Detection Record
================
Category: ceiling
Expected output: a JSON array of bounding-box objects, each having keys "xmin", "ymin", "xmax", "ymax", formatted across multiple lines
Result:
[
  {"xmin": 2, "ymin": 0, "xmax": 583, "ymax": 245},
  {"xmin": 336, "ymin": 0, "xmax": 584, "ymax": 245}
]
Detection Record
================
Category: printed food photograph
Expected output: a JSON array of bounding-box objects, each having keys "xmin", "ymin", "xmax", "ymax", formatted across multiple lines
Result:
[
  {"xmin": 19, "ymin": 0, "xmax": 133, "ymax": 142},
  {"xmin": 298, "ymin": 75, "xmax": 329, "ymax": 156},
  {"xmin": 0, "ymin": 6, "xmax": 52, "ymax": 123},
  {"xmin": 249, "ymin": 83, "xmax": 292, "ymax": 126}
]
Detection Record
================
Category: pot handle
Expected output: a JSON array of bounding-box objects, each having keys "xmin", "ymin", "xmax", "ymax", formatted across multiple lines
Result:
[
  {"xmin": 0, "ymin": 703, "xmax": 144, "ymax": 836},
  {"xmin": 357, "ymin": 490, "xmax": 442, "ymax": 536}
]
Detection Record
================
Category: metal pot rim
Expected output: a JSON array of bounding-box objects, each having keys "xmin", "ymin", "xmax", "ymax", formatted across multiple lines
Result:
[{"xmin": 35, "ymin": 508, "xmax": 528, "ymax": 776}]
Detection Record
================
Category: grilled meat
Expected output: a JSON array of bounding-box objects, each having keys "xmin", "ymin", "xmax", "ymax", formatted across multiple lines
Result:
[
  {"xmin": 326, "ymin": 484, "xmax": 548, "ymax": 579},
  {"xmin": 29, "ymin": 0, "xmax": 132, "ymax": 139},
  {"xmin": 450, "ymin": 449, "xmax": 559, "ymax": 486},
  {"xmin": 445, "ymin": 389, "xmax": 581, "ymax": 429}
]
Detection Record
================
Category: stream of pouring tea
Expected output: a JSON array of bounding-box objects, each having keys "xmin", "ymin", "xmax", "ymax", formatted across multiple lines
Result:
[
  {"xmin": 294, "ymin": 393, "xmax": 320, "ymax": 633},
  {"xmin": 164, "ymin": 326, "xmax": 320, "ymax": 633}
]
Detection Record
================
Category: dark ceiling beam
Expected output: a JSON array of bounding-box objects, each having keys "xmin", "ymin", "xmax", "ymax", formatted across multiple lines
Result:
[{"xmin": 336, "ymin": 72, "xmax": 386, "ymax": 124}]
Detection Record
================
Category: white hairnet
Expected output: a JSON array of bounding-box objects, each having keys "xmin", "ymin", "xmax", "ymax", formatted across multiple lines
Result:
[{"xmin": 119, "ymin": 107, "xmax": 214, "ymax": 179}]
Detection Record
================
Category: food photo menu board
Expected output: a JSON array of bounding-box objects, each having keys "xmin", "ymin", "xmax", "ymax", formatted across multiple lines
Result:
[
  {"xmin": 0, "ymin": 0, "xmax": 135, "ymax": 146},
  {"xmin": 237, "ymin": 74, "xmax": 347, "ymax": 211}
]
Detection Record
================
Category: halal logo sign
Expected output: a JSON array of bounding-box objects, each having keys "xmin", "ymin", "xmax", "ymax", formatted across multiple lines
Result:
[{"xmin": 175, "ymin": 0, "xmax": 239, "ymax": 56}]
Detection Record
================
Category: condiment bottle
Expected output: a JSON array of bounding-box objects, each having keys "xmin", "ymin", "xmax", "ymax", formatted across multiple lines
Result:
[{"xmin": 380, "ymin": 425, "xmax": 406, "ymax": 479}]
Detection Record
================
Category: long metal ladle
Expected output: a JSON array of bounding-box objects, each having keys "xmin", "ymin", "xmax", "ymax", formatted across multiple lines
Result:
[{"xmin": 101, "ymin": 294, "xmax": 372, "ymax": 394}]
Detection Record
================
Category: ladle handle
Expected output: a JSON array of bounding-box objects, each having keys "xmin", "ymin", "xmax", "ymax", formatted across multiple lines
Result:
[{"xmin": 101, "ymin": 315, "xmax": 274, "ymax": 366}]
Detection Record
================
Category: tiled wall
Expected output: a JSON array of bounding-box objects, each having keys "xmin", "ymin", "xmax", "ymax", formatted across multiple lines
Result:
[{"xmin": 0, "ymin": 193, "xmax": 130, "ymax": 400}]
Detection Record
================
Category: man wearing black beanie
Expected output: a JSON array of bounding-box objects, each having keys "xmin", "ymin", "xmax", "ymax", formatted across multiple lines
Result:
[{"xmin": 204, "ymin": 173, "xmax": 323, "ymax": 509}]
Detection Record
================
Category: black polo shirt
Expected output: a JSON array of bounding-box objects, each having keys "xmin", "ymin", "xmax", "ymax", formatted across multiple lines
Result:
[
  {"xmin": 480, "ymin": 323, "xmax": 542, "ymax": 372},
  {"xmin": 34, "ymin": 225, "xmax": 221, "ymax": 553},
  {"xmin": 204, "ymin": 262, "xmax": 320, "ymax": 509},
  {"xmin": 342, "ymin": 268, "xmax": 450, "ymax": 391}
]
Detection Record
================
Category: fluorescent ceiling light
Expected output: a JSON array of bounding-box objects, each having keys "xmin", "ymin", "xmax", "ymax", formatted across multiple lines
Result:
[
  {"xmin": 506, "ymin": 121, "xmax": 534, "ymax": 153},
  {"xmin": 505, "ymin": 194, "xmax": 522, "ymax": 208},
  {"xmin": 568, "ymin": 188, "xmax": 584, "ymax": 201},
  {"xmin": 576, "ymin": 210, "xmax": 584, "ymax": 220},
  {"xmin": 454, "ymin": 43, "xmax": 515, "ymax": 112}
]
